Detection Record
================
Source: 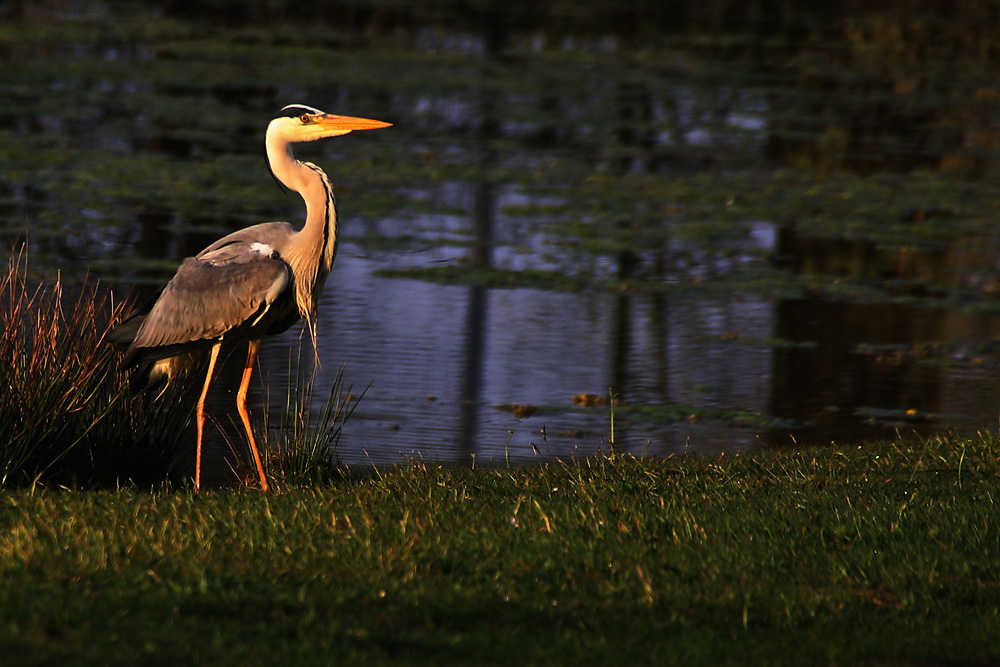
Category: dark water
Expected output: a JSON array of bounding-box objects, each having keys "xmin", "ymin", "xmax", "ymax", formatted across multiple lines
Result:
[{"xmin": 4, "ymin": 1, "xmax": 1000, "ymax": 469}]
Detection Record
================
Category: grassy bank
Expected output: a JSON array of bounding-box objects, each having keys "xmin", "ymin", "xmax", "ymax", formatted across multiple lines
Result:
[{"xmin": 1, "ymin": 434, "xmax": 997, "ymax": 666}]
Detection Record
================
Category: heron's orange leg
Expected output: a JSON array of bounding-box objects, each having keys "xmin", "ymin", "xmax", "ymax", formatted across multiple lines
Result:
[
  {"xmin": 196, "ymin": 342, "xmax": 222, "ymax": 493},
  {"xmin": 237, "ymin": 339, "xmax": 269, "ymax": 492}
]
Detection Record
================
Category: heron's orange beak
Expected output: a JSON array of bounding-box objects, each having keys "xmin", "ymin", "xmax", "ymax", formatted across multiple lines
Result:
[{"xmin": 316, "ymin": 114, "xmax": 392, "ymax": 132}]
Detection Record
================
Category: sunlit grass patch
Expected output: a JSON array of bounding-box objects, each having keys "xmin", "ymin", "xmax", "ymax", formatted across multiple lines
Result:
[{"xmin": 0, "ymin": 434, "xmax": 998, "ymax": 664}]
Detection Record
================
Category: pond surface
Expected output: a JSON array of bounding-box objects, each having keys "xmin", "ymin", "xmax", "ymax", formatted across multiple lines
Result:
[{"xmin": 4, "ymin": 1, "xmax": 1000, "ymax": 469}]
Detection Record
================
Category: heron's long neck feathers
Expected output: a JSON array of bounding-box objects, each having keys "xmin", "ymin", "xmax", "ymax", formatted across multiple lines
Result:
[{"xmin": 264, "ymin": 134, "xmax": 338, "ymax": 324}]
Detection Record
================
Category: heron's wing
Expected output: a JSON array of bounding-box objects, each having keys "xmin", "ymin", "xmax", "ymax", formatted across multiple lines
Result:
[{"xmin": 130, "ymin": 254, "xmax": 291, "ymax": 350}]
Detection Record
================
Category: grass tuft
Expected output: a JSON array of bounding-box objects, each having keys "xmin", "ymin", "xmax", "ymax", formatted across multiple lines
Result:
[{"xmin": 260, "ymin": 354, "xmax": 367, "ymax": 487}]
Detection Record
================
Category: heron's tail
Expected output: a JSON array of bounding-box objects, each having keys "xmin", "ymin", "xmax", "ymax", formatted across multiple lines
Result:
[{"xmin": 109, "ymin": 313, "xmax": 144, "ymax": 351}]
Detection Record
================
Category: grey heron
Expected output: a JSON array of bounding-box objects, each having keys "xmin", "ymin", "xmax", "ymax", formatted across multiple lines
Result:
[{"xmin": 112, "ymin": 104, "xmax": 391, "ymax": 492}]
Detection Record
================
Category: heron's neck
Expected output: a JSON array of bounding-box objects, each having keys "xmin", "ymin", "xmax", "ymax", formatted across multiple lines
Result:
[{"xmin": 266, "ymin": 137, "xmax": 338, "ymax": 313}]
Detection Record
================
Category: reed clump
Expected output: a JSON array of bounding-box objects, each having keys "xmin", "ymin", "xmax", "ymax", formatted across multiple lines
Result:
[{"xmin": 0, "ymin": 253, "xmax": 186, "ymax": 488}]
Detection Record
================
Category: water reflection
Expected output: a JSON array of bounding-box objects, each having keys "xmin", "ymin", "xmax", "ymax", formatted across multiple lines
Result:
[
  {"xmin": 258, "ymin": 249, "xmax": 775, "ymax": 466},
  {"xmin": 249, "ymin": 243, "xmax": 1000, "ymax": 470},
  {"xmin": 4, "ymin": 2, "xmax": 1000, "ymax": 473}
]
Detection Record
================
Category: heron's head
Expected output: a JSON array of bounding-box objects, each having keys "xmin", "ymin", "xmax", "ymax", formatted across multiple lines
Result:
[{"xmin": 267, "ymin": 104, "xmax": 391, "ymax": 144}]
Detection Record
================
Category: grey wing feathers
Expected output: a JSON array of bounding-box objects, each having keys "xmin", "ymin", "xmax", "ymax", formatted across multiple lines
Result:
[
  {"xmin": 197, "ymin": 223, "xmax": 295, "ymax": 262},
  {"xmin": 130, "ymin": 254, "xmax": 291, "ymax": 352}
]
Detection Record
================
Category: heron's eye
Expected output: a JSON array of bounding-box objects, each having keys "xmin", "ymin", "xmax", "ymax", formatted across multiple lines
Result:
[{"xmin": 300, "ymin": 114, "xmax": 311, "ymax": 124}]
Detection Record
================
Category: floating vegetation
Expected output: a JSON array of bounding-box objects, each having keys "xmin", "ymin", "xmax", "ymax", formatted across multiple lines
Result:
[
  {"xmin": 496, "ymin": 392, "xmax": 804, "ymax": 432},
  {"xmin": 496, "ymin": 404, "xmax": 544, "ymax": 419},
  {"xmin": 856, "ymin": 340, "xmax": 1000, "ymax": 370},
  {"xmin": 375, "ymin": 265, "xmax": 597, "ymax": 291},
  {"xmin": 571, "ymin": 393, "xmax": 622, "ymax": 408},
  {"xmin": 854, "ymin": 406, "xmax": 966, "ymax": 427},
  {"xmin": 617, "ymin": 403, "xmax": 802, "ymax": 431},
  {"xmin": 691, "ymin": 333, "xmax": 819, "ymax": 348}
]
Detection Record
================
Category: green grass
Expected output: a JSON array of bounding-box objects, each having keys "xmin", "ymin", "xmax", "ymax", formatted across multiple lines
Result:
[{"xmin": 1, "ymin": 434, "xmax": 997, "ymax": 666}]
